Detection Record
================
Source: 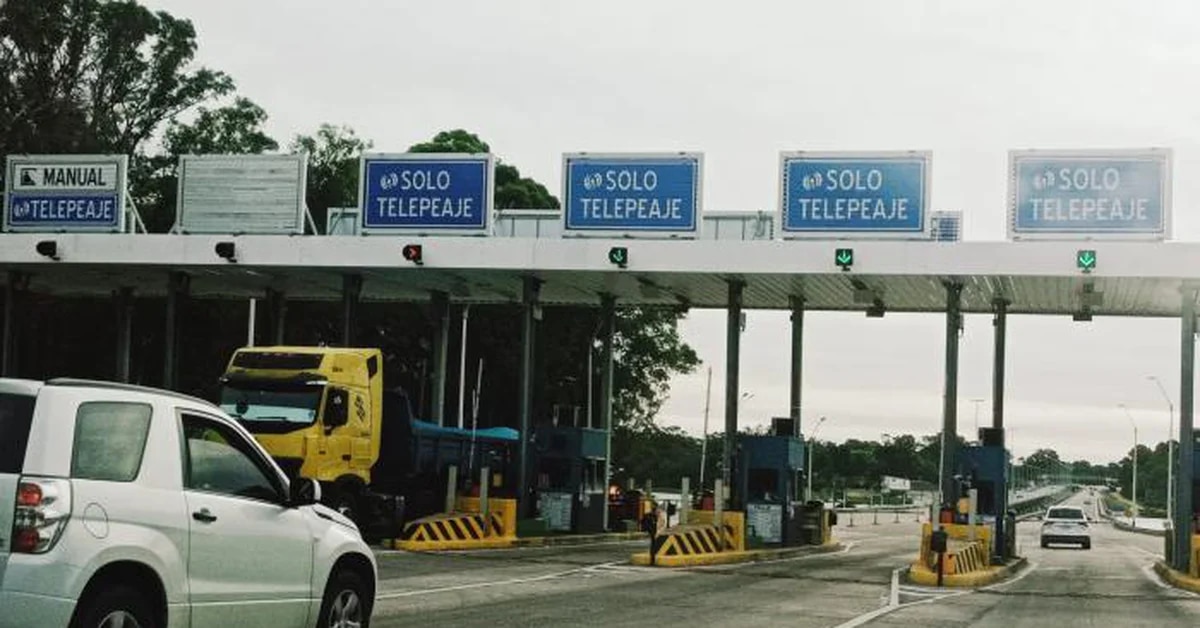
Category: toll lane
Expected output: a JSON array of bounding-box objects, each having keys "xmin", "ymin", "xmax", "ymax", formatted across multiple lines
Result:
[
  {"xmin": 371, "ymin": 519, "xmax": 922, "ymax": 627},
  {"xmin": 862, "ymin": 492, "xmax": 1200, "ymax": 627}
]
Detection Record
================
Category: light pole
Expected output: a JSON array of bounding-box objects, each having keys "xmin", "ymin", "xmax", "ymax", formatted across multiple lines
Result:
[
  {"xmin": 1119, "ymin": 404, "xmax": 1139, "ymax": 526},
  {"xmin": 1148, "ymin": 375, "xmax": 1175, "ymax": 524},
  {"xmin": 806, "ymin": 415, "xmax": 828, "ymax": 502},
  {"xmin": 969, "ymin": 398, "xmax": 985, "ymax": 437}
]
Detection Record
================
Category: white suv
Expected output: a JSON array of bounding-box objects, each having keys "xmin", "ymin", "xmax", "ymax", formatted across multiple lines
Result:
[{"xmin": 0, "ymin": 378, "xmax": 377, "ymax": 628}]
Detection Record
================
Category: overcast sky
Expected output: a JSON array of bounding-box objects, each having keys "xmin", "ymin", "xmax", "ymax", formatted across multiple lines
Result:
[{"xmin": 146, "ymin": 0, "xmax": 1200, "ymax": 463}]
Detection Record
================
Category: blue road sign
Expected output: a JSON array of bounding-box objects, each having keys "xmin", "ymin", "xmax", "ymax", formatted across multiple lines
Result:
[
  {"xmin": 360, "ymin": 154, "xmax": 492, "ymax": 234},
  {"xmin": 779, "ymin": 152, "xmax": 929, "ymax": 237},
  {"xmin": 4, "ymin": 155, "xmax": 127, "ymax": 232},
  {"xmin": 1009, "ymin": 150, "xmax": 1171, "ymax": 239},
  {"xmin": 563, "ymin": 153, "xmax": 701, "ymax": 237}
]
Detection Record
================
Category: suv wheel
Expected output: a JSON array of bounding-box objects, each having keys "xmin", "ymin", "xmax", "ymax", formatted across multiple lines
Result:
[
  {"xmin": 73, "ymin": 585, "xmax": 156, "ymax": 628},
  {"xmin": 319, "ymin": 569, "xmax": 370, "ymax": 628}
]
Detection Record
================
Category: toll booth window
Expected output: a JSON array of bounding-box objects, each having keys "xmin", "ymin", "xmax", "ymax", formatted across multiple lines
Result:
[{"xmin": 219, "ymin": 385, "xmax": 321, "ymax": 427}]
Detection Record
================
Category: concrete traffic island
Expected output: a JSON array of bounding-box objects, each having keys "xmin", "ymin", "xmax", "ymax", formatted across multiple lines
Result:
[
  {"xmin": 907, "ymin": 556, "xmax": 1027, "ymax": 587},
  {"xmin": 630, "ymin": 539, "xmax": 844, "ymax": 567},
  {"xmin": 1154, "ymin": 561, "xmax": 1200, "ymax": 594}
]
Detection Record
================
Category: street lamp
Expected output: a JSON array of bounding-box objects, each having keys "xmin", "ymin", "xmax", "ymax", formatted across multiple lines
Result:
[
  {"xmin": 806, "ymin": 416, "xmax": 828, "ymax": 502},
  {"xmin": 969, "ymin": 398, "xmax": 985, "ymax": 437},
  {"xmin": 1119, "ymin": 404, "xmax": 1139, "ymax": 526},
  {"xmin": 1147, "ymin": 375, "xmax": 1175, "ymax": 524}
]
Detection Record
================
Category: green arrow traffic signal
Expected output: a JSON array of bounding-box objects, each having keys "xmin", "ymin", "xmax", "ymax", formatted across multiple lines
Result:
[
  {"xmin": 608, "ymin": 246, "xmax": 628, "ymax": 268},
  {"xmin": 1076, "ymin": 249, "xmax": 1096, "ymax": 272},
  {"xmin": 835, "ymin": 248, "xmax": 854, "ymax": 271}
]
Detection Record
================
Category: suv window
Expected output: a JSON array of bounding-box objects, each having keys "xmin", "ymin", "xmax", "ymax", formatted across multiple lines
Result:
[
  {"xmin": 181, "ymin": 414, "xmax": 283, "ymax": 503},
  {"xmin": 0, "ymin": 393, "xmax": 35, "ymax": 474},
  {"xmin": 71, "ymin": 402, "xmax": 152, "ymax": 482}
]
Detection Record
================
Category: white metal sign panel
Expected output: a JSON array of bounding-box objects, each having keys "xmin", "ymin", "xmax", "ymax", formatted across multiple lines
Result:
[
  {"xmin": 1007, "ymin": 148, "xmax": 1172, "ymax": 241},
  {"xmin": 4, "ymin": 154, "xmax": 127, "ymax": 233},
  {"xmin": 175, "ymin": 154, "xmax": 307, "ymax": 235}
]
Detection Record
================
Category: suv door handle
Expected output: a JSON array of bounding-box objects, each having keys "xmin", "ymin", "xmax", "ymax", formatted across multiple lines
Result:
[{"xmin": 192, "ymin": 508, "xmax": 218, "ymax": 523}]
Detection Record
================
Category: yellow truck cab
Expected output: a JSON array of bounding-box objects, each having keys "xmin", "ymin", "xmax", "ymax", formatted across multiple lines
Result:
[
  {"xmin": 218, "ymin": 346, "xmax": 404, "ymax": 536},
  {"xmin": 218, "ymin": 345, "xmax": 519, "ymax": 540}
]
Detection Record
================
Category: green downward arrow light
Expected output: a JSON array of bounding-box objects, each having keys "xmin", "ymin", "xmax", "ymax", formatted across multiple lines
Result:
[
  {"xmin": 1076, "ymin": 249, "xmax": 1096, "ymax": 272},
  {"xmin": 608, "ymin": 246, "xmax": 628, "ymax": 268},
  {"xmin": 835, "ymin": 248, "xmax": 854, "ymax": 270}
]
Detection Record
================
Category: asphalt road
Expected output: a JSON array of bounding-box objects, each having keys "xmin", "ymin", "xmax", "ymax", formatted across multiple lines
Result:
[
  {"xmin": 371, "ymin": 516, "xmax": 923, "ymax": 627},
  {"xmin": 368, "ymin": 495, "xmax": 1199, "ymax": 627},
  {"xmin": 875, "ymin": 490, "xmax": 1200, "ymax": 628}
]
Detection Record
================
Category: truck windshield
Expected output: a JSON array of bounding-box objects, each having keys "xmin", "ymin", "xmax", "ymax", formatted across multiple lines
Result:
[{"xmin": 219, "ymin": 385, "xmax": 322, "ymax": 428}]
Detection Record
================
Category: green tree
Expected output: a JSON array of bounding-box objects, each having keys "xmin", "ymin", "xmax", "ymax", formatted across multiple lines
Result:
[
  {"xmin": 133, "ymin": 97, "xmax": 278, "ymax": 232},
  {"xmin": 290, "ymin": 124, "xmax": 373, "ymax": 234},
  {"xmin": 0, "ymin": 0, "xmax": 234, "ymax": 158},
  {"xmin": 408, "ymin": 129, "xmax": 559, "ymax": 209}
]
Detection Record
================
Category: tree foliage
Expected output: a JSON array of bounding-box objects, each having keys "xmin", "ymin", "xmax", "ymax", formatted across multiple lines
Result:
[
  {"xmin": 0, "ymin": 0, "xmax": 233, "ymax": 158},
  {"xmin": 408, "ymin": 129, "xmax": 559, "ymax": 209},
  {"xmin": 290, "ymin": 124, "xmax": 372, "ymax": 233}
]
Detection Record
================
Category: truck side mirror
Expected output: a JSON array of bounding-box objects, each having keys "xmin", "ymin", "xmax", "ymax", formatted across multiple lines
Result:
[{"xmin": 324, "ymin": 388, "xmax": 349, "ymax": 430}]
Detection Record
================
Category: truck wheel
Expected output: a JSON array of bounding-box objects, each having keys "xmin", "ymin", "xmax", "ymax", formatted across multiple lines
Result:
[
  {"xmin": 329, "ymin": 483, "xmax": 361, "ymax": 522},
  {"xmin": 72, "ymin": 585, "xmax": 157, "ymax": 628}
]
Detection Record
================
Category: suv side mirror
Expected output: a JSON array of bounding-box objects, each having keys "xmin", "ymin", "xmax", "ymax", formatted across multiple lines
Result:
[
  {"xmin": 289, "ymin": 478, "xmax": 321, "ymax": 507},
  {"xmin": 323, "ymin": 388, "xmax": 349, "ymax": 430}
]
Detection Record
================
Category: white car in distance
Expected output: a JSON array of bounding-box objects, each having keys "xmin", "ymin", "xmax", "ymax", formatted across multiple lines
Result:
[
  {"xmin": 1040, "ymin": 505, "xmax": 1092, "ymax": 550},
  {"xmin": 0, "ymin": 378, "xmax": 377, "ymax": 628}
]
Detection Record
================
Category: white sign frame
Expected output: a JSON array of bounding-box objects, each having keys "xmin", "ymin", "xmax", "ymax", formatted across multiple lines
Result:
[
  {"xmin": 777, "ymin": 150, "xmax": 932, "ymax": 241},
  {"xmin": 4, "ymin": 154, "xmax": 128, "ymax": 233},
  {"xmin": 357, "ymin": 152, "xmax": 494, "ymax": 236},
  {"xmin": 561, "ymin": 151, "xmax": 704, "ymax": 240},
  {"xmin": 1006, "ymin": 148, "xmax": 1173, "ymax": 242},
  {"xmin": 173, "ymin": 153, "xmax": 308, "ymax": 235}
]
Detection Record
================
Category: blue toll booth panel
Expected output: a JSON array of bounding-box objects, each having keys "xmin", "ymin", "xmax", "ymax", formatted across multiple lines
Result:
[{"xmin": 955, "ymin": 445, "xmax": 1009, "ymax": 517}]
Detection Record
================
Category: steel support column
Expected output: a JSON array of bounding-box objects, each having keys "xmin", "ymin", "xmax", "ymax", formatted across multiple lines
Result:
[
  {"xmin": 265, "ymin": 288, "xmax": 287, "ymax": 346},
  {"xmin": 114, "ymin": 287, "xmax": 134, "ymax": 383},
  {"xmin": 516, "ymin": 276, "xmax": 541, "ymax": 519},
  {"xmin": 430, "ymin": 291, "xmax": 451, "ymax": 426},
  {"xmin": 940, "ymin": 282, "xmax": 963, "ymax": 504},
  {"xmin": 341, "ymin": 274, "xmax": 362, "ymax": 347},
  {"xmin": 789, "ymin": 295, "xmax": 805, "ymax": 438},
  {"xmin": 1173, "ymin": 286, "xmax": 1197, "ymax": 572},
  {"xmin": 599, "ymin": 294, "xmax": 616, "ymax": 530},
  {"xmin": 992, "ymin": 297, "xmax": 1009, "ymax": 558},
  {"xmin": 2, "ymin": 272, "xmax": 28, "ymax": 378},
  {"xmin": 723, "ymin": 280, "xmax": 744, "ymax": 509},
  {"xmin": 163, "ymin": 272, "xmax": 189, "ymax": 390}
]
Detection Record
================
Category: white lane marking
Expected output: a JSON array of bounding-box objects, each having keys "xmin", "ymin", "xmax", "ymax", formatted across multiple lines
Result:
[
  {"xmin": 1127, "ymin": 545, "xmax": 1162, "ymax": 559},
  {"xmin": 1139, "ymin": 563, "xmax": 1200, "ymax": 597},
  {"xmin": 889, "ymin": 567, "xmax": 900, "ymax": 607},
  {"xmin": 979, "ymin": 560, "xmax": 1039, "ymax": 591},
  {"xmin": 375, "ymin": 561, "xmax": 621, "ymax": 600}
]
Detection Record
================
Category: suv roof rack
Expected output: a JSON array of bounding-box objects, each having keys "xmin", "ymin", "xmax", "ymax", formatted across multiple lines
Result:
[{"xmin": 45, "ymin": 378, "xmax": 217, "ymax": 409}]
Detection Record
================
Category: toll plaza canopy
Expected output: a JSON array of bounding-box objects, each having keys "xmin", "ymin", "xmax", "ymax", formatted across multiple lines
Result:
[{"xmin": 0, "ymin": 233, "xmax": 1195, "ymax": 316}]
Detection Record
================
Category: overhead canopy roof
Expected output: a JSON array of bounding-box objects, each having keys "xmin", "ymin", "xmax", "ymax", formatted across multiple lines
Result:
[{"xmin": 0, "ymin": 234, "xmax": 1195, "ymax": 317}]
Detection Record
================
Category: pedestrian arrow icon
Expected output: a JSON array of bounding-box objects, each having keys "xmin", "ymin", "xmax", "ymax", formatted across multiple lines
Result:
[
  {"xmin": 608, "ymin": 246, "xmax": 628, "ymax": 268},
  {"xmin": 19, "ymin": 168, "xmax": 37, "ymax": 187}
]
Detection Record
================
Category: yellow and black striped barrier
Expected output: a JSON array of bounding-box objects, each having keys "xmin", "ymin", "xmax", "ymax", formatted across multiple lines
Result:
[
  {"xmin": 656, "ymin": 524, "xmax": 727, "ymax": 557},
  {"xmin": 395, "ymin": 511, "xmax": 512, "ymax": 551},
  {"xmin": 947, "ymin": 540, "xmax": 988, "ymax": 574}
]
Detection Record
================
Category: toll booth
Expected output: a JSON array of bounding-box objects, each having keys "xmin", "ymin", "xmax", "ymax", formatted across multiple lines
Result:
[
  {"xmin": 953, "ymin": 427, "xmax": 1011, "ymax": 559},
  {"xmin": 531, "ymin": 425, "xmax": 608, "ymax": 534},
  {"xmin": 736, "ymin": 418, "xmax": 814, "ymax": 547}
]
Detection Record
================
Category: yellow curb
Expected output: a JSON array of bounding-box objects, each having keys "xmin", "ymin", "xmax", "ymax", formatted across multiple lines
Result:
[
  {"xmin": 1154, "ymin": 561, "xmax": 1200, "ymax": 594},
  {"xmin": 630, "ymin": 541, "xmax": 843, "ymax": 568},
  {"xmin": 394, "ymin": 537, "xmax": 517, "ymax": 552},
  {"xmin": 907, "ymin": 559, "xmax": 1024, "ymax": 588}
]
